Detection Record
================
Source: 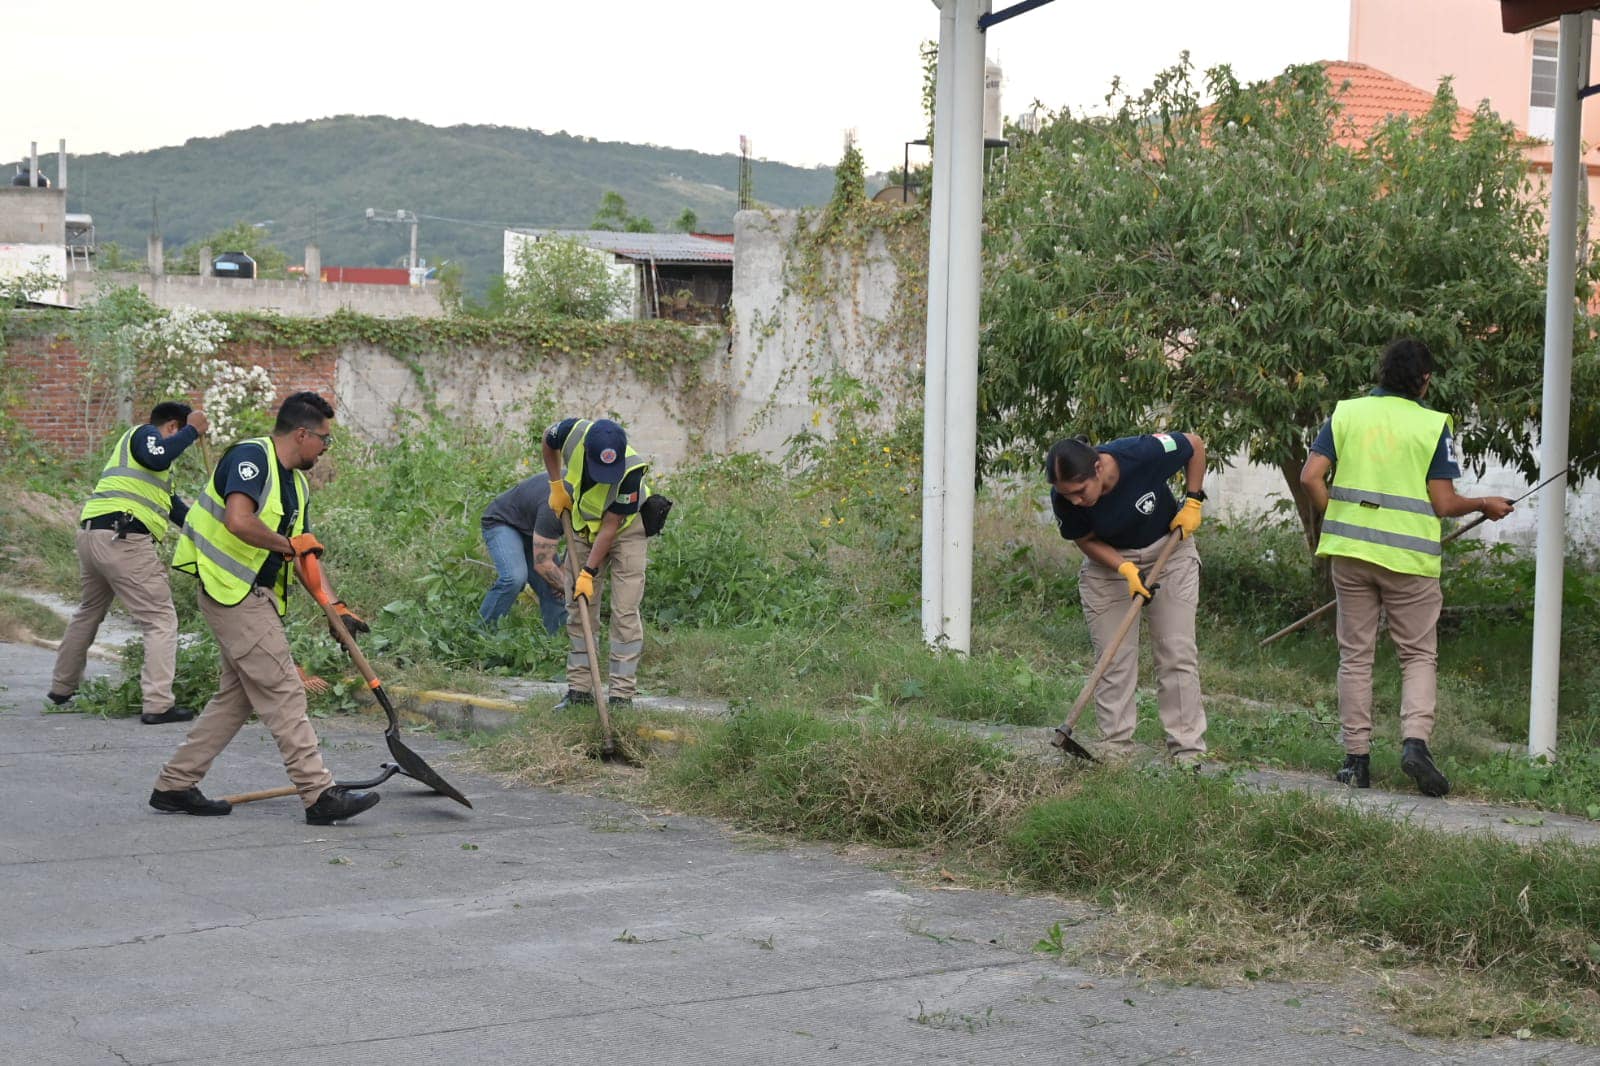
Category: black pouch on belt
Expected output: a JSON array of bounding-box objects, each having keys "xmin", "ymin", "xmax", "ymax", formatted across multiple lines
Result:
[{"xmin": 640, "ymin": 494, "xmax": 673, "ymax": 537}]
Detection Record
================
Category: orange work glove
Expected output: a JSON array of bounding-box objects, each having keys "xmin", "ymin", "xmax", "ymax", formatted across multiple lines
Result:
[
  {"xmin": 331, "ymin": 600, "xmax": 369, "ymax": 635},
  {"xmin": 1170, "ymin": 497, "xmax": 1203, "ymax": 539},
  {"xmin": 288, "ymin": 532, "xmax": 324, "ymax": 558},
  {"xmin": 574, "ymin": 566, "xmax": 597, "ymax": 602},
  {"xmin": 1117, "ymin": 561, "xmax": 1154, "ymax": 602},
  {"xmin": 548, "ymin": 479, "xmax": 573, "ymax": 516}
]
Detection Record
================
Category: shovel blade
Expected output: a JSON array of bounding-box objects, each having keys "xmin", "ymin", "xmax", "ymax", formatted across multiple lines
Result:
[
  {"xmin": 384, "ymin": 731, "xmax": 474, "ymax": 808},
  {"xmin": 371, "ymin": 684, "xmax": 473, "ymax": 807},
  {"xmin": 1050, "ymin": 727, "xmax": 1097, "ymax": 763}
]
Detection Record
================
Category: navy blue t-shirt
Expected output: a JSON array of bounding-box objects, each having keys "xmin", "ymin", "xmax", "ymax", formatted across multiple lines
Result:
[
  {"xmin": 130, "ymin": 422, "xmax": 198, "ymax": 527},
  {"xmin": 1051, "ymin": 432, "xmax": 1194, "ymax": 550},
  {"xmin": 1310, "ymin": 389, "xmax": 1460, "ymax": 480},
  {"xmin": 213, "ymin": 441, "xmax": 305, "ymax": 588}
]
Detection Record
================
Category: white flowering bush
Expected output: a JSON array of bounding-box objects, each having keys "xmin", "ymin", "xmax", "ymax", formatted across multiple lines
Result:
[
  {"xmin": 130, "ymin": 306, "xmax": 231, "ymax": 398},
  {"xmin": 200, "ymin": 360, "xmax": 274, "ymax": 442}
]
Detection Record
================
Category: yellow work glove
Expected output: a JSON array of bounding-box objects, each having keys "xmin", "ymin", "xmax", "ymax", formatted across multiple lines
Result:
[
  {"xmin": 1117, "ymin": 561, "xmax": 1154, "ymax": 602},
  {"xmin": 1170, "ymin": 496, "xmax": 1203, "ymax": 539},
  {"xmin": 548, "ymin": 479, "xmax": 573, "ymax": 516},
  {"xmin": 574, "ymin": 566, "xmax": 597, "ymax": 602}
]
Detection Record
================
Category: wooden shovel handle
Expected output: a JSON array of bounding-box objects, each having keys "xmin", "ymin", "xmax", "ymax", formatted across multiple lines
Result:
[
  {"xmin": 560, "ymin": 511, "xmax": 617, "ymax": 754},
  {"xmin": 1055, "ymin": 529, "xmax": 1183, "ymax": 739},
  {"xmin": 221, "ymin": 785, "xmax": 299, "ymax": 805}
]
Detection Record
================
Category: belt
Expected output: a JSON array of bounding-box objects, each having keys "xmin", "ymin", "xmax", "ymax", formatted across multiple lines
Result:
[{"xmin": 82, "ymin": 513, "xmax": 151, "ymax": 536}]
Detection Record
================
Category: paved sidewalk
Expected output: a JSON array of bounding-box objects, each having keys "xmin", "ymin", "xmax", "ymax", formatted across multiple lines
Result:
[{"xmin": 2, "ymin": 639, "xmax": 1586, "ymax": 1064}]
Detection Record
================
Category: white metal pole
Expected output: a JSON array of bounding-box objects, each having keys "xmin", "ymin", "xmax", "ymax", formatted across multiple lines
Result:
[
  {"xmin": 920, "ymin": 0, "xmax": 958, "ymax": 647},
  {"xmin": 409, "ymin": 215, "xmax": 419, "ymax": 272},
  {"xmin": 939, "ymin": 0, "xmax": 990, "ymax": 656},
  {"xmin": 1528, "ymin": 12, "xmax": 1588, "ymax": 759}
]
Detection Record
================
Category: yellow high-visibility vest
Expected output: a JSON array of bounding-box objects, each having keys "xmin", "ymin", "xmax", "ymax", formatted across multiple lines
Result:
[
  {"xmin": 80, "ymin": 426, "xmax": 176, "ymax": 540},
  {"xmin": 1316, "ymin": 395, "xmax": 1451, "ymax": 578},
  {"xmin": 173, "ymin": 436, "xmax": 308, "ymax": 614},
  {"xmin": 560, "ymin": 420, "xmax": 650, "ymax": 538}
]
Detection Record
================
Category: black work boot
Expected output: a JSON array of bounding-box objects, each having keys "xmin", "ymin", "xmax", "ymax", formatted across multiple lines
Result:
[
  {"xmin": 1335, "ymin": 753, "xmax": 1370, "ymax": 789},
  {"xmin": 149, "ymin": 787, "xmax": 232, "ymax": 816},
  {"xmin": 1401, "ymin": 738, "xmax": 1450, "ymax": 797},
  {"xmin": 46, "ymin": 690, "xmax": 75, "ymax": 707},
  {"xmin": 606, "ymin": 696, "xmax": 633, "ymax": 711},
  {"xmin": 140, "ymin": 706, "xmax": 197, "ymax": 725},
  {"xmin": 304, "ymin": 786, "xmax": 381, "ymax": 826},
  {"xmin": 554, "ymin": 689, "xmax": 594, "ymax": 711}
]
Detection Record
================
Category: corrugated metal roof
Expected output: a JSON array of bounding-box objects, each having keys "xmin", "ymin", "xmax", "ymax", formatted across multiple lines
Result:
[{"xmin": 510, "ymin": 229, "xmax": 734, "ymax": 264}]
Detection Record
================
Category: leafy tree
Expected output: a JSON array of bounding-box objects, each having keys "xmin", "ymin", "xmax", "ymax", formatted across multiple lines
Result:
[
  {"xmin": 167, "ymin": 222, "xmax": 291, "ymax": 278},
  {"xmin": 981, "ymin": 58, "xmax": 1600, "ymax": 551},
  {"xmin": 592, "ymin": 190, "xmax": 654, "ymax": 233},
  {"xmin": 501, "ymin": 235, "xmax": 630, "ymax": 320},
  {"xmin": 830, "ymin": 140, "xmax": 866, "ymax": 213},
  {"xmin": 673, "ymin": 208, "xmax": 699, "ymax": 233}
]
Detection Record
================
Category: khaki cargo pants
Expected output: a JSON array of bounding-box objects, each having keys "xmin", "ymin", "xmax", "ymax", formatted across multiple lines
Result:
[
  {"xmin": 52, "ymin": 527, "xmax": 178, "ymax": 716},
  {"xmin": 155, "ymin": 587, "xmax": 334, "ymax": 807},
  {"xmin": 1331, "ymin": 554, "xmax": 1443, "ymax": 754},
  {"xmin": 565, "ymin": 519, "xmax": 648, "ymax": 699},
  {"xmin": 1078, "ymin": 535, "xmax": 1207, "ymax": 760}
]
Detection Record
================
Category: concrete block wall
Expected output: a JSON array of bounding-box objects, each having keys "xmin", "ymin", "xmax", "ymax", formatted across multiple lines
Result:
[
  {"xmin": 335, "ymin": 345, "xmax": 710, "ymax": 470},
  {"xmin": 725, "ymin": 209, "xmax": 922, "ymax": 456},
  {"xmin": 0, "ymin": 188, "xmax": 66, "ymax": 244},
  {"xmin": 65, "ymin": 272, "xmax": 447, "ymax": 319}
]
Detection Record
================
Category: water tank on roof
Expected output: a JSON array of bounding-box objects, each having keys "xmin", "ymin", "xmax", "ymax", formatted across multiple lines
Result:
[
  {"xmin": 11, "ymin": 166, "xmax": 50, "ymax": 188},
  {"xmin": 213, "ymin": 251, "xmax": 256, "ymax": 279}
]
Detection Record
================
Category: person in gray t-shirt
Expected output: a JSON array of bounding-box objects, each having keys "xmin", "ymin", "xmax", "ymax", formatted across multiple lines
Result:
[{"xmin": 479, "ymin": 473, "xmax": 567, "ymax": 633}]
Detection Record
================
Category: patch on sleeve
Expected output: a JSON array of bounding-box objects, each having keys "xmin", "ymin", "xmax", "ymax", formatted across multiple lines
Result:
[
  {"xmin": 617, "ymin": 492, "xmax": 637, "ymax": 504},
  {"xmin": 1153, "ymin": 433, "xmax": 1179, "ymax": 453},
  {"xmin": 237, "ymin": 460, "xmax": 261, "ymax": 481}
]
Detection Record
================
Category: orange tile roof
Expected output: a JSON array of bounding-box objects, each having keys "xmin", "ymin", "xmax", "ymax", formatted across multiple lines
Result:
[
  {"xmin": 1320, "ymin": 60, "xmax": 1476, "ymax": 147},
  {"xmin": 1319, "ymin": 59, "xmax": 1600, "ymax": 166}
]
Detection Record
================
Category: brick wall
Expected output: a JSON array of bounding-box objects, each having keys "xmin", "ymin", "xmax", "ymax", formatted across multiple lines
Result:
[{"xmin": 6, "ymin": 334, "xmax": 337, "ymax": 457}]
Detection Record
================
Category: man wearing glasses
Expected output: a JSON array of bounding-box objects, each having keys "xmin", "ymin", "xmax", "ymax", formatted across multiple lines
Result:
[{"xmin": 150, "ymin": 391, "xmax": 382, "ymax": 826}]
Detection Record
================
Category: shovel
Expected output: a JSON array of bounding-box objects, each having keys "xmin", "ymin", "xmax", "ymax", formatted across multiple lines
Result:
[
  {"xmin": 1051, "ymin": 529, "xmax": 1183, "ymax": 761},
  {"xmin": 560, "ymin": 511, "xmax": 620, "ymax": 761},
  {"xmin": 291, "ymin": 550, "xmax": 473, "ymax": 808}
]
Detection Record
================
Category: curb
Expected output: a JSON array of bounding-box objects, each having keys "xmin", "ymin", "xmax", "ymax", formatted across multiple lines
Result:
[{"xmin": 385, "ymin": 683, "xmax": 732, "ymax": 736}]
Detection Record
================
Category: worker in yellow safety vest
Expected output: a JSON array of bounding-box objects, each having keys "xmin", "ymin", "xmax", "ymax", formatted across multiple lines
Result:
[
  {"xmin": 149, "ymin": 391, "xmax": 381, "ymax": 825},
  {"xmin": 1300, "ymin": 339, "xmax": 1514, "ymax": 797},
  {"xmin": 49, "ymin": 401, "xmax": 209, "ymax": 724},
  {"xmin": 543, "ymin": 417, "xmax": 654, "ymax": 711}
]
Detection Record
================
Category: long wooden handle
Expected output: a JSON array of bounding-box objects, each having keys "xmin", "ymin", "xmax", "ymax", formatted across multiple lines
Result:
[
  {"xmin": 1258, "ymin": 510, "xmax": 1492, "ymax": 648},
  {"xmin": 561, "ymin": 511, "xmax": 617, "ymax": 753},
  {"xmin": 221, "ymin": 785, "xmax": 298, "ymax": 805},
  {"xmin": 1056, "ymin": 529, "xmax": 1183, "ymax": 737}
]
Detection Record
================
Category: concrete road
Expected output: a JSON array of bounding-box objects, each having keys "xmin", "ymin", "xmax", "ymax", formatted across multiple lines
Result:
[{"xmin": 0, "ymin": 640, "xmax": 1582, "ymax": 1065}]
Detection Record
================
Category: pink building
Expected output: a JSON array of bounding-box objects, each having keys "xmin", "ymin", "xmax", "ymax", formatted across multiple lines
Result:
[{"xmin": 1348, "ymin": 0, "xmax": 1600, "ymax": 221}]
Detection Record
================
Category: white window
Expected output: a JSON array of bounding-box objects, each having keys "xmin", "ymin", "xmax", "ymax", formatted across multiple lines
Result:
[{"xmin": 1529, "ymin": 36, "xmax": 1559, "ymax": 140}]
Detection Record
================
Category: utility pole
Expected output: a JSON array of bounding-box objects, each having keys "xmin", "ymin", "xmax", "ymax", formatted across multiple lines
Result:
[{"xmin": 365, "ymin": 207, "xmax": 419, "ymax": 269}]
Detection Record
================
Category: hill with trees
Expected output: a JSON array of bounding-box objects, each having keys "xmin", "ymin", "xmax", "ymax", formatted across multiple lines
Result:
[{"xmin": 46, "ymin": 115, "xmax": 837, "ymax": 294}]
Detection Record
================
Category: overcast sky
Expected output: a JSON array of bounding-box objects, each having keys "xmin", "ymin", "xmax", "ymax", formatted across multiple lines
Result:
[{"xmin": 7, "ymin": 1, "xmax": 1350, "ymax": 173}]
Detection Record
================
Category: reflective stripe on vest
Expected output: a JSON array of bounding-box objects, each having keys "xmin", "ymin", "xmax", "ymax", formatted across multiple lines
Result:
[
  {"xmin": 173, "ymin": 437, "xmax": 308, "ymax": 614},
  {"xmin": 80, "ymin": 427, "xmax": 174, "ymax": 540},
  {"xmin": 1315, "ymin": 395, "xmax": 1451, "ymax": 578},
  {"xmin": 560, "ymin": 420, "xmax": 650, "ymax": 537}
]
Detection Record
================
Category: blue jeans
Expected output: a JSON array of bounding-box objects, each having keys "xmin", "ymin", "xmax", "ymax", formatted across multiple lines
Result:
[{"xmin": 479, "ymin": 523, "xmax": 567, "ymax": 634}]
